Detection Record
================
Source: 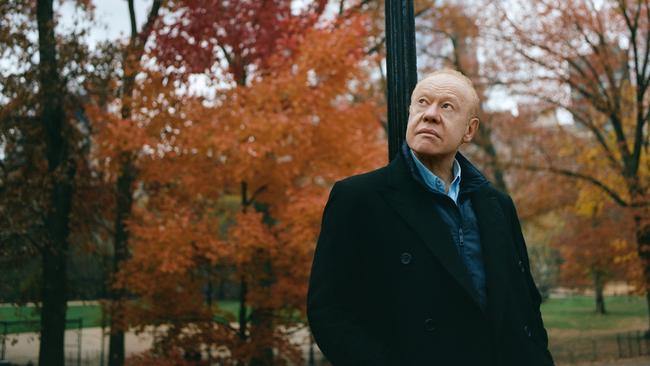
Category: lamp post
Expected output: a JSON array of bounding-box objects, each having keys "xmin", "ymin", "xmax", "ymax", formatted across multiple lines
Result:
[{"xmin": 385, "ymin": 0, "xmax": 418, "ymax": 161}]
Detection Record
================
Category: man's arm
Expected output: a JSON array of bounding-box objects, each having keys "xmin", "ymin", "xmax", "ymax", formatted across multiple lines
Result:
[
  {"xmin": 505, "ymin": 196, "xmax": 553, "ymax": 352},
  {"xmin": 307, "ymin": 182, "xmax": 397, "ymax": 366}
]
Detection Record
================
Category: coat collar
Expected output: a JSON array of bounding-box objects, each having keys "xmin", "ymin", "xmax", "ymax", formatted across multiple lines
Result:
[
  {"xmin": 399, "ymin": 141, "xmax": 489, "ymax": 196},
  {"xmin": 382, "ymin": 144, "xmax": 510, "ymax": 335},
  {"xmin": 382, "ymin": 150, "xmax": 483, "ymax": 308}
]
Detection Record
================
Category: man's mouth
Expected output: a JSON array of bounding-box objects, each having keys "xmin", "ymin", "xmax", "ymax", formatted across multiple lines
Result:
[{"xmin": 417, "ymin": 129, "xmax": 440, "ymax": 138}]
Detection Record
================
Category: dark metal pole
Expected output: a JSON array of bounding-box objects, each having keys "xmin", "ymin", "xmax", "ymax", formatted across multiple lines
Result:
[{"xmin": 385, "ymin": 0, "xmax": 418, "ymax": 161}]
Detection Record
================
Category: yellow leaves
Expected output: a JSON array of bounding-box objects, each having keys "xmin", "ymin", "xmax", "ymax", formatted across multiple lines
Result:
[
  {"xmin": 571, "ymin": 147, "xmax": 629, "ymax": 217},
  {"xmin": 553, "ymin": 201, "xmax": 639, "ymax": 288},
  {"xmin": 574, "ymin": 184, "xmax": 605, "ymax": 217},
  {"xmin": 611, "ymin": 238, "xmax": 635, "ymax": 263},
  {"xmin": 610, "ymin": 237, "xmax": 644, "ymax": 292}
]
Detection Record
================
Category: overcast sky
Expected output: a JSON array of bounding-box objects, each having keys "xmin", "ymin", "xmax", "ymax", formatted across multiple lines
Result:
[
  {"xmin": 54, "ymin": 0, "xmax": 568, "ymax": 122},
  {"xmin": 58, "ymin": 0, "xmax": 151, "ymax": 45},
  {"xmin": 58, "ymin": 0, "xmax": 337, "ymax": 45}
]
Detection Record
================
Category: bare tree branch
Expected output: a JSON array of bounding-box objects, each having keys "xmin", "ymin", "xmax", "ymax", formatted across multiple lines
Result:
[{"xmin": 505, "ymin": 162, "xmax": 645, "ymax": 207}]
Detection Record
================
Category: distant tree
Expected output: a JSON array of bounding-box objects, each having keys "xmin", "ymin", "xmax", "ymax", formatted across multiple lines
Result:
[
  {"xmin": 84, "ymin": 2, "xmax": 165, "ymax": 365},
  {"xmin": 153, "ymin": 0, "xmax": 327, "ymax": 86},
  {"xmin": 118, "ymin": 16, "xmax": 385, "ymax": 365},
  {"xmin": 527, "ymin": 244, "xmax": 562, "ymax": 301},
  {"xmin": 485, "ymin": 0, "xmax": 649, "ymax": 328},
  {"xmin": 0, "ymin": 0, "xmax": 90, "ymax": 363},
  {"xmin": 0, "ymin": 1, "xmax": 126, "ymax": 363},
  {"xmin": 413, "ymin": 1, "xmax": 513, "ymax": 194},
  {"xmin": 554, "ymin": 202, "xmax": 640, "ymax": 313}
]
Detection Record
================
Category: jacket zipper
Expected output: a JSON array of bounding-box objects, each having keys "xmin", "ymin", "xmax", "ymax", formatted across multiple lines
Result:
[{"xmin": 458, "ymin": 227, "xmax": 466, "ymax": 259}]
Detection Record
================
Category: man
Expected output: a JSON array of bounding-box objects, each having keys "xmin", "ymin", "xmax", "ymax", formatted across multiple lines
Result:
[{"xmin": 306, "ymin": 69, "xmax": 554, "ymax": 366}]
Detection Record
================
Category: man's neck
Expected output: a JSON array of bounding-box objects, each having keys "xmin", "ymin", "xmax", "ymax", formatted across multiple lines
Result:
[{"xmin": 412, "ymin": 151, "xmax": 456, "ymax": 187}]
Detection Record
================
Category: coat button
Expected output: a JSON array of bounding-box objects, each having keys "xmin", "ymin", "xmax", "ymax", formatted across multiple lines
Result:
[
  {"xmin": 400, "ymin": 252, "xmax": 412, "ymax": 265},
  {"xmin": 424, "ymin": 318, "xmax": 436, "ymax": 331},
  {"xmin": 524, "ymin": 325, "xmax": 532, "ymax": 337},
  {"xmin": 518, "ymin": 260, "xmax": 525, "ymax": 273}
]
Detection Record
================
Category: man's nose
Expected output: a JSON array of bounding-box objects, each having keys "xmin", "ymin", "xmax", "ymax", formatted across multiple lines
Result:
[{"xmin": 422, "ymin": 104, "xmax": 441, "ymax": 123}]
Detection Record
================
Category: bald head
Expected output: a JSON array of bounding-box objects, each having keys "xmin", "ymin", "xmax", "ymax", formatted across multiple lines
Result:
[
  {"xmin": 406, "ymin": 68, "xmax": 482, "ymax": 162},
  {"xmin": 414, "ymin": 69, "xmax": 480, "ymax": 119}
]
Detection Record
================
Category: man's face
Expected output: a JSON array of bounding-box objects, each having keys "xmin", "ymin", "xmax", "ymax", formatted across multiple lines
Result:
[{"xmin": 405, "ymin": 73, "xmax": 479, "ymax": 159}]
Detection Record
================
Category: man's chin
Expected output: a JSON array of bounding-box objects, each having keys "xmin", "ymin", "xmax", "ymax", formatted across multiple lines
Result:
[
  {"xmin": 410, "ymin": 145, "xmax": 456, "ymax": 160},
  {"xmin": 410, "ymin": 142, "xmax": 441, "ymax": 155}
]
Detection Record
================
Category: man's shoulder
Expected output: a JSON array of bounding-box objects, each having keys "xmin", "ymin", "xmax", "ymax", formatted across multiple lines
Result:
[
  {"xmin": 473, "ymin": 184, "xmax": 515, "ymax": 211},
  {"xmin": 487, "ymin": 186, "xmax": 512, "ymax": 203},
  {"xmin": 333, "ymin": 165, "xmax": 390, "ymax": 195}
]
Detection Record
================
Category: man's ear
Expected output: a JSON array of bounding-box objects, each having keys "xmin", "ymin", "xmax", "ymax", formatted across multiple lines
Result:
[{"xmin": 462, "ymin": 117, "xmax": 480, "ymax": 143}]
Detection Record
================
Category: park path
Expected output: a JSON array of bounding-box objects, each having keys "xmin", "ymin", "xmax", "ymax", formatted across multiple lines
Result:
[
  {"xmin": 563, "ymin": 357, "xmax": 650, "ymax": 366},
  {"xmin": 1, "ymin": 326, "xmax": 152, "ymax": 364},
  {"xmin": 596, "ymin": 358, "xmax": 650, "ymax": 366},
  {"xmin": 6, "ymin": 324, "xmax": 646, "ymax": 365},
  {"xmin": 1, "ymin": 324, "xmax": 319, "ymax": 365}
]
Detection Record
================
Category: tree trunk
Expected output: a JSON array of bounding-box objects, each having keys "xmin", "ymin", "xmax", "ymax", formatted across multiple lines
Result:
[
  {"xmin": 206, "ymin": 273, "xmax": 213, "ymax": 307},
  {"xmin": 238, "ymin": 277, "xmax": 248, "ymax": 341},
  {"xmin": 107, "ymin": 327, "xmax": 125, "ymax": 366},
  {"xmin": 100, "ymin": 0, "xmax": 164, "ymax": 362},
  {"xmin": 108, "ymin": 155, "xmax": 135, "ymax": 366},
  {"xmin": 634, "ymin": 213, "xmax": 650, "ymax": 337},
  {"xmin": 249, "ymin": 308, "xmax": 274, "ymax": 366},
  {"xmin": 593, "ymin": 270, "xmax": 606, "ymax": 314},
  {"xmin": 646, "ymin": 291, "xmax": 650, "ymax": 339},
  {"xmin": 239, "ymin": 181, "xmax": 250, "ymax": 342},
  {"xmin": 218, "ymin": 275, "xmax": 226, "ymax": 300},
  {"xmin": 36, "ymin": 1, "xmax": 75, "ymax": 365},
  {"xmin": 39, "ymin": 240, "xmax": 69, "ymax": 366},
  {"xmin": 475, "ymin": 125, "xmax": 509, "ymax": 194}
]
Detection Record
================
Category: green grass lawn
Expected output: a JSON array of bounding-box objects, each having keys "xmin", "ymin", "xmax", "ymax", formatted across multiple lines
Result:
[
  {"xmin": 1, "ymin": 296, "xmax": 645, "ymax": 336},
  {"xmin": 541, "ymin": 296, "xmax": 647, "ymax": 363},
  {"xmin": 0, "ymin": 301, "xmax": 241, "ymax": 334},
  {"xmin": 541, "ymin": 295, "xmax": 646, "ymax": 335},
  {"xmin": 0, "ymin": 304, "xmax": 105, "ymax": 333}
]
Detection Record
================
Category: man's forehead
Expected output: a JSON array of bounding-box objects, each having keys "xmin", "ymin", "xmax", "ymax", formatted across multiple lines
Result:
[{"xmin": 413, "ymin": 73, "xmax": 471, "ymax": 97}]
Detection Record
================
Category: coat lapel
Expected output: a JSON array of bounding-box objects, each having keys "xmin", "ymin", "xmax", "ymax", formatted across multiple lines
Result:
[
  {"xmin": 471, "ymin": 188, "xmax": 510, "ymax": 339},
  {"xmin": 381, "ymin": 155, "xmax": 482, "ymax": 308}
]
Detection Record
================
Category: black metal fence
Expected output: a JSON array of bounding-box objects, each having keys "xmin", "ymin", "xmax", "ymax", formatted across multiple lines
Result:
[
  {"xmin": 0, "ymin": 318, "xmax": 83, "ymax": 366},
  {"xmin": 550, "ymin": 330, "xmax": 650, "ymax": 364},
  {"xmin": 616, "ymin": 331, "xmax": 650, "ymax": 359},
  {"xmin": 307, "ymin": 330, "xmax": 650, "ymax": 366}
]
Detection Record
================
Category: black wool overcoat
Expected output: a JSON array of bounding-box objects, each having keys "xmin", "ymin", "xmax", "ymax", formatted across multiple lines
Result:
[{"xmin": 306, "ymin": 151, "xmax": 555, "ymax": 366}]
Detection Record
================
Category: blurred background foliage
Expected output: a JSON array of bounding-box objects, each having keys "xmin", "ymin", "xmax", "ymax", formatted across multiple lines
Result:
[{"xmin": 0, "ymin": 0, "xmax": 648, "ymax": 365}]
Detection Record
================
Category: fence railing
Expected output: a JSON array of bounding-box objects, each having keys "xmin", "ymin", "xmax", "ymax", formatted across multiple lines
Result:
[
  {"xmin": 550, "ymin": 330, "xmax": 650, "ymax": 364},
  {"xmin": 0, "ymin": 318, "xmax": 83, "ymax": 366},
  {"xmin": 2, "ymin": 324, "xmax": 648, "ymax": 365},
  {"xmin": 616, "ymin": 331, "xmax": 650, "ymax": 359}
]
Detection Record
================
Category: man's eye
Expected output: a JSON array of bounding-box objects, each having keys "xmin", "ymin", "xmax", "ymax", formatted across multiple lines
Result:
[
  {"xmin": 442, "ymin": 103, "xmax": 453, "ymax": 109},
  {"xmin": 418, "ymin": 98, "xmax": 427, "ymax": 104}
]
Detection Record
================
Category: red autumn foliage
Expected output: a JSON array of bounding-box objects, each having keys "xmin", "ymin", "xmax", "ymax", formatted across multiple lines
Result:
[
  {"xmin": 115, "ymin": 15, "xmax": 385, "ymax": 364},
  {"xmin": 153, "ymin": 0, "xmax": 327, "ymax": 84}
]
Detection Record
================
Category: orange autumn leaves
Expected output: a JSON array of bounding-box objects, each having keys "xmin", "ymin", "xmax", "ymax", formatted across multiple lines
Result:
[
  {"xmin": 554, "ymin": 202, "xmax": 642, "ymax": 289},
  {"xmin": 94, "ymin": 15, "xmax": 385, "ymax": 362}
]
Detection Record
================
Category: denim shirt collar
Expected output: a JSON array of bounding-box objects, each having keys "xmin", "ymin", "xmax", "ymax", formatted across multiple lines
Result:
[
  {"xmin": 409, "ymin": 148, "xmax": 461, "ymax": 203},
  {"xmin": 401, "ymin": 141, "xmax": 488, "ymax": 197}
]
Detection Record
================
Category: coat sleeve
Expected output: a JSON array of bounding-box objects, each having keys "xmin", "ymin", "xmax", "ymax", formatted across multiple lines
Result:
[
  {"xmin": 307, "ymin": 181, "xmax": 398, "ymax": 366},
  {"xmin": 505, "ymin": 195, "xmax": 554, "ymax": 357}
]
